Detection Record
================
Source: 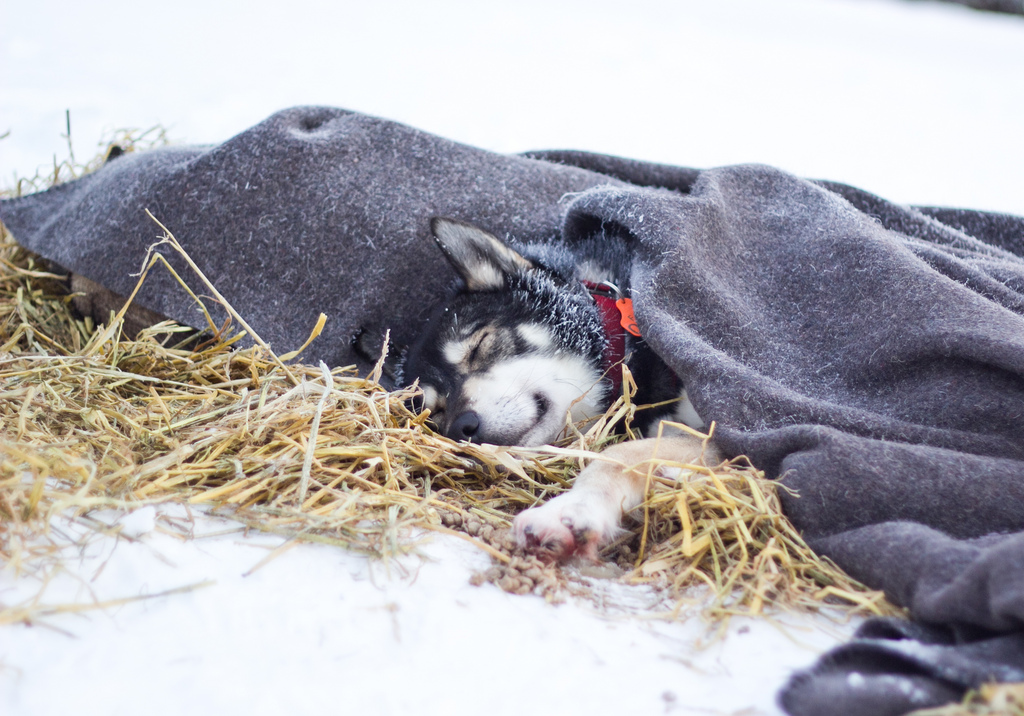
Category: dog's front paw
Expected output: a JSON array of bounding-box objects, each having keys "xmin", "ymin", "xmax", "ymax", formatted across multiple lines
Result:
[
  {"xmin": 512, "ymin": 435, "xmax": 719, "ymax": 565},
  {"xmin": 512, "ymin": 489, "xmax": 623, "ymax": 563}
]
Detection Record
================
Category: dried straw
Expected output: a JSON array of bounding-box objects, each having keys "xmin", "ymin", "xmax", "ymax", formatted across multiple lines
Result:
[
  {"xmin": 0, "ymin": 135, "xmax": 898, "ymax": 628},
  {"xmin": 906, "ymin": 683, "xmax": 1024, "ymax": 716}
]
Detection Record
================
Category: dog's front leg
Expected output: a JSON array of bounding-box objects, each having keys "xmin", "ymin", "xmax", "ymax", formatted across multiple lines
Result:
[{"xmin": 513, "ymin": 434, "xmax": 722, "ymax": 563}]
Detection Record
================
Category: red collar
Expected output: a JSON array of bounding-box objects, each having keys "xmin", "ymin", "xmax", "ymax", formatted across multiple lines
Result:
[{"xmin": 582, "ymin": 280, "xmax": 641, "ymax": 397}]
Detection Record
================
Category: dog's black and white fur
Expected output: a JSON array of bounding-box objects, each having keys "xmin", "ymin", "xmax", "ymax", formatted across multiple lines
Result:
[{"xmin": 399, "ymin": 218, "xmax": 721, "ymax": 563}]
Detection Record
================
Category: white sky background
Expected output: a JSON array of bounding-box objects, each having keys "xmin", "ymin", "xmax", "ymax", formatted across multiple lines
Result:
[
  {"xmin": 2, "ymin": 0, "xmax": 1024, "ymax": 214},
  {"xmin": 2, "ymin": 2, "xmax": 1024, "ymax": 715}
]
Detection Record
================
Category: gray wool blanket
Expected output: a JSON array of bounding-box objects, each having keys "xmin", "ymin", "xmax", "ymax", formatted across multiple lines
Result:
[{"xmin": 3, "ymin": 107, "xmax": 1024, "ymax": 716}]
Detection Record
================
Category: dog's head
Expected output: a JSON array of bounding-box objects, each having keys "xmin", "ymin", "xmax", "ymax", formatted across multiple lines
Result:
[{"xmin": 399, "ymin": 218, "xmax": 609, "ymax": 446}]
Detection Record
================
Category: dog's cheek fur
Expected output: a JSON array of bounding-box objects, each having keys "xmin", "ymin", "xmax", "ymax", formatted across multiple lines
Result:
[
  {"xmin": 461, "ymin": 354, "xmax": 607, "ymax": 446},
  {"xmin": 515, "ymin": 323, "xmax": 553, "ymax": 351}
]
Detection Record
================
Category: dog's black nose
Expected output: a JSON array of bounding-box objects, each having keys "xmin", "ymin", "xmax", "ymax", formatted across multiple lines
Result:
[{"xmin": 448, "ymin": 411, "xmax": 481, "ymax": 441}]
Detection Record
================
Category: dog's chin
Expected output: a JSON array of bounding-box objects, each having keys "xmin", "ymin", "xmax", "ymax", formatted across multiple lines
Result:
[
  {"xmin": 472, "ymin": 404, "xmax": 564, "ymax": 447},
  {"xmin": 508, "ymin": 415, "xmax": 571, "ymax": 448},
  {"xmin": 517, "ymin": 389, "xmax": 608, "ymax": 446},
  {"xmin": 474, "ymin": 384, "xmax": 608, "ymax": 447}
]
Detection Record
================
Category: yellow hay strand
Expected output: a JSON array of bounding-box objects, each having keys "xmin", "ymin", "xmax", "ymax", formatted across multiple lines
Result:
[{"xmin": 907, "ymin": 683, "xmax": 1024, "ymax": 716}]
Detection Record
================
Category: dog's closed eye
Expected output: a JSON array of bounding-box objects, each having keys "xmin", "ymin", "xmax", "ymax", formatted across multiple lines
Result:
[{"xmin": 466, "ymin": 329, "xmax": 493, "ymax": 368}]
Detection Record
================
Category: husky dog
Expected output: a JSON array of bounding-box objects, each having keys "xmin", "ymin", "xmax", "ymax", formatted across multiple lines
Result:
[{"xmin": 399, "ymin": 218, "xmax": 722, "ymax": 563}]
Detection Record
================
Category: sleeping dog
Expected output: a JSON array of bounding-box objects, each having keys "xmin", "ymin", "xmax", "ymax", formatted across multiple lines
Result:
[{"xmin": 399, "ymin": 218, "xmax": 722, "ymax": 563}]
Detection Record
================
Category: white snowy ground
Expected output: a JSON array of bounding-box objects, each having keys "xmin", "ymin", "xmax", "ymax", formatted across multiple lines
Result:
[
  {"xmin": 2, "ymin": 506, "xmax": 853, "ymax": 716},
  {"xmin": 1, "ymin": 1, "xmax": 1022, "ymax": 714}
]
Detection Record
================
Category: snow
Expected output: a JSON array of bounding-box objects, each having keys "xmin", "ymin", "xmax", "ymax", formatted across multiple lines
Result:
[
  {"xmin": 2, "ymin": 1, "xmax": 1023, "ymax": 714},
  {"xmin": 2, "ymin": 506, "xmax": 853, "ymax": 716},
  {"xmin": 3, "ymin": 0, "xmax": 1024, "ymax": 214}
]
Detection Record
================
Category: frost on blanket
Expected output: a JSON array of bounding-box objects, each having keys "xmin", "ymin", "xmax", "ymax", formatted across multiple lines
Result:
[{"xmin": 2, "ymin": 107, "xmax": 1023, "ymax": 716}]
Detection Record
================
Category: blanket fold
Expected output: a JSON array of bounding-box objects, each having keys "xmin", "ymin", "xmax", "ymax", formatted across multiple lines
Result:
[
  {"xmin": 2, "ymin": 107, "xmax": 1023, "ymax": 716},
  {"xmin": 0, "ymin": 107, "xmax": 621, "ymax": 371},
  {"xmin": 779, "ymin": 618, "xmax": 1024, "ymax": 716},
  {"xmin": 556, "ymin": 165, "xmax": 1024, "ymax": 714}
]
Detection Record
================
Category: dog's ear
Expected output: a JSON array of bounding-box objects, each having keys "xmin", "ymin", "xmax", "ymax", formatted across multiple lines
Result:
[
  {"xmin": 351, "ymin": 327, "xmax": 403, "ymax": 387},
  {"xmin": 430, "ymin": 218, "xmax": 534, "ymax": 291}
]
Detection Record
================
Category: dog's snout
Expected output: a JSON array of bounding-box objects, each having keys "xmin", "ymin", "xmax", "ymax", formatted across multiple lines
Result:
[{"xmin": 448, "ymin": 411, "xmax": 481, "ymax": 442}]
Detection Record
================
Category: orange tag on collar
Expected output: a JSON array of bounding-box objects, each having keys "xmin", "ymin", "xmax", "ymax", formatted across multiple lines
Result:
[{"xmin": 616, "ymin": 297, "xmax": 642, "ymax": 337}]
